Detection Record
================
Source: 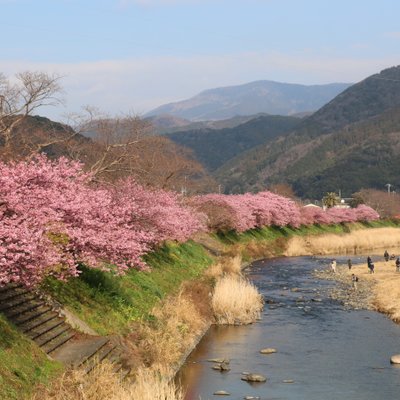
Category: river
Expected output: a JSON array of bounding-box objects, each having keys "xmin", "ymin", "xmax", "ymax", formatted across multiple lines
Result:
[{"xmin": 177, "ymin": 255, "xmax": 400, "ymax": 400}]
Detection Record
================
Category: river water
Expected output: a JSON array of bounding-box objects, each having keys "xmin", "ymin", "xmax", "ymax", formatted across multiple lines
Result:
[{"xmin": 177, "ymin": 256, "xmax": 400, "ymax": 400}]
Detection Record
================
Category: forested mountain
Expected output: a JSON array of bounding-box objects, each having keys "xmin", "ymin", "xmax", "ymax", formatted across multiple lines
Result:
[
  {"xmin": 167, "ymin": 115, "xmax": 301, "ymax": 171},
  {"xmin": 214, "ymin": 65, "xmax": 400, "ymax": 198},
  {"xmin": 146, "ymin": 80, "xmax": 351, "ymax": 121}
]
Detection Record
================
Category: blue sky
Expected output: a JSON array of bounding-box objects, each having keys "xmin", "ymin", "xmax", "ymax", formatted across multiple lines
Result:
[{"xmin": 1, "ymin": 0, "xmax": 400, "ymax": 119}]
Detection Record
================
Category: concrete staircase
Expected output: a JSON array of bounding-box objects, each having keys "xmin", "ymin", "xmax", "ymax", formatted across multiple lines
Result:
[{"xmin": 0, "ymin": 283, "xmax": 130, "ymax": 378}]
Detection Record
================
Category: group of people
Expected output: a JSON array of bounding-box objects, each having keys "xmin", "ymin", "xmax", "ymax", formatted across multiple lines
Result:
[
  {"xmin": 384, "ymin": 250, "xmax": 400, "ymax": 272},
  {"xmin": 329, "ymin": 250, "xmax": 400, "ymax": 291}
]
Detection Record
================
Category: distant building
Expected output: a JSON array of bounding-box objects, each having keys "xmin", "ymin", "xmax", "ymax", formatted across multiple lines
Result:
[{"xmin": 304, "ymin": 203, "xmax": 322, "ymax": 208}]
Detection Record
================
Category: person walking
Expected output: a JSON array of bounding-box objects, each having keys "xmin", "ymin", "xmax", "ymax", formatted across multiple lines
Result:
[
  {"xmin": 331, "ymin": 259, "xmax": 337, "ymax": 273},
  {"xmin": 347, "ymin": 259, "xmax": 352, "ymax": 270},
  {"xmin": 384, "ymin": 250, "xmax": 389, "ymax": 262},
  {"xmin": 396, "ymin": 257, "xmax": 400, "ymax": 272},
  {"xmin": 367, "ymin": 256, "xmax": 372, "ymax": 273}
]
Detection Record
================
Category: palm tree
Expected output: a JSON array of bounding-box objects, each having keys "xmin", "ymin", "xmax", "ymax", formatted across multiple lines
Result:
[{"xmin": 323, "ymin": 192, "xmax": 339, "ymax": 208}]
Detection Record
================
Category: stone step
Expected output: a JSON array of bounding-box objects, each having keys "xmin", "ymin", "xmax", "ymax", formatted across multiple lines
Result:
[
  {"xmin": 42, "ymin": 329, "xmax": 76, "ymax": 354},
  {"xmin": 0, "ymin": 293, "xmax": 37, "ymax": 313},
  {"xmin": 0, "ymin": 287, "xmax": 30, "ymax": 302},
  {"xmin": 0, "ymin": 283, "xmax": 23, "ymax": 293},
  {"xmin": 26, "ymin": 318, "xmax": 66, "ymax": 341},
  {"xmin": 13, "ymin": 306, "xmax": 53, "ymax": 326},
  {"xmin": 36, "ymin": 323, "xmax": 72, "ymax": 348},
  {"xmin": 20, "ymin": 312, "xmax": 59, "ymax": 333},
  {"xmin": 83, "ymin": 342, "xmax": 118, "ymax": 374},
  {"xmin": 3, "ymin": 301, "xmax": 46, "ymax": 319}
]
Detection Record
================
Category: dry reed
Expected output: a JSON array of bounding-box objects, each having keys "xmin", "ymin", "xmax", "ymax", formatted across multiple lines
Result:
[
  {"xmin": 212, "ymin": 275, "xmax": 263, "ymax": 324},
  {"xmin": 221, "ymin": 255, "xmax": 243, "ymax": 275},
  {"xmin": 32, "ymin": 362, "xmax": 184, "ymax": 400},
  {"xmin": 135, "ymin": 287, "xmax": 208, "ymax": 371},
  {"xmin": 285, "ymin": 227, "xmax": 400, "ymax": 256}
]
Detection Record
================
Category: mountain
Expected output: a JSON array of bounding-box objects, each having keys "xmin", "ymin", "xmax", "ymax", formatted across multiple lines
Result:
[
  {"xmin": 214, "ymin": 65, "xmax": 400, "ymax": 198},
  {"xmin": 146, "ymin": 80, "xmax": 351, "ymax": 121},
  {"xmin": 146, "ymin": 113, "xmax": 269, "ymax": 134},
  {"xmin": 167, "ymin": 115, "xmax": 301, "ymax": 171}
]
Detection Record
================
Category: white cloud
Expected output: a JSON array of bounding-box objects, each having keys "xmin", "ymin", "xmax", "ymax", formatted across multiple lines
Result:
[{"xmin": 1, "ymin": 52, "xmax": 397, "ymax": 121}]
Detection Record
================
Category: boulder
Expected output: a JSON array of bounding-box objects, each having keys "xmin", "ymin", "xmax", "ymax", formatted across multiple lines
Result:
[
  {"xmin": 207, "ymin": 358, "xmax": 230, "ymax": 364},
  {"xmin": 241, "ymin": 373, "xmax": 267, "ymax": 383},
  {"xmin": 390, "ymin": 354, "xmax": 400, "ymax": 364},
  {"xmin": 260, "ymin": 348, "xmax": 277, "ymax": 354},
  {"xmin": 214, "ymin": 390, "xmax": 230, "ymax": 395},
  {"xmin": 212, "ymin": 362, "xmax": 231, "ymax": 371}
]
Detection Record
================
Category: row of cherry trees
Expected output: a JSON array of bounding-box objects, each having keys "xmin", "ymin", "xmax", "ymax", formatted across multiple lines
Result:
[
  {"xmin": 191, "ymin": 193, "xmax": 379, "ymax": 232},
  {"xmin": 0, "ymin": 156, "xmax": 379, "ymax": 286},
  {"xmin": 0, "ymin": 156, "xmax": 203, "ymax": 286}
]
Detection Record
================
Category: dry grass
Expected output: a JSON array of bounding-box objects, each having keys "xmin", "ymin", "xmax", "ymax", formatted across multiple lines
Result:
[
  {"xmin": 221, "ymin": 255, "xmax": 243, "ymax": 275},
  {"xmin": 285, "ymin": 227, "xmax": 400, "ymax": 256},
  {"xmin": 212, "ymin": 275, "xmax": 263, "ymax": 325},
  {"xmin": 205, "ymin": 255, "xmax": 243, "ymax": 279},
  {"xmin": 204, "ymin": 262, "xmax": 223, "ymax": 279},
  {"xmin": 339, "ymin": 260, "xmax": 400, "ymax": 322},
  {"xmin": 132, "ymin": 284, "xmax": 209, "ymax": 372},
  {"xmin": 33, "ymin": 362, "xmax": 184, "ymax": 400}
]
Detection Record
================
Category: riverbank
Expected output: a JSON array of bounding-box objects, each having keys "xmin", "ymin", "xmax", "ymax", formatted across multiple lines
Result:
[
  {"xmin": 316, "ymin": 258, "xmax": 400, "ymax": 323},
  {"xmin": 1, "ymin": 221, "xmax": 400, "ymax": 399}
]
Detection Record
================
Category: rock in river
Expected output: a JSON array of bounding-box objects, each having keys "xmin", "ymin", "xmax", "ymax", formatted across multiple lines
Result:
[
  {"xmin": 241, "ymin": 373, "xmax": 267, "ymax": 383},
  {"xmin": 214, "ymin": 390, "xmax": 230, "ymax": 395},
  {"xmin": 390, "ymin": 354, "xmax": 400, "ymax": 364},
  {"xmin": 212, "ymin": 362, "xmax": 231, "ymax": 371},
  {"xmin": 208, "ymin": 358, "xmax": 230, "ymax": 364},
  {"xmin": 260, "ymin": 348, "xmax": 277, "ymax": 354}
]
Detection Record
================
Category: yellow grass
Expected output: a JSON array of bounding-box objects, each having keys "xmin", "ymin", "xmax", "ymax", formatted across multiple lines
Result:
[
  {"xmin": 205, "ymin": 256, "xmax": 243, "ymax": 280},
  {"xmin": 285, "ymin": 227, "xmax": 400, "ymax": 256},
  {"xmin": 133, "ymin": 286, "xmax": 209, "ymax": 372},
  {"xmin": 212, "ymin": 275, "xmax": 263, "ymax": 324},
  {"xmin": 33, "ymin": 363, "xmax": 184, "ymax": 400},
  {"xmin": 339, "ymin": 259, "xmax": 400, "ymax": 322},
  {"xmin": 221, "ymin": 255, "xmax": 243, "ymax": 275},
  {"xmin": 204, "ymin": 262, "xmax": 223, "ymax": 279}
]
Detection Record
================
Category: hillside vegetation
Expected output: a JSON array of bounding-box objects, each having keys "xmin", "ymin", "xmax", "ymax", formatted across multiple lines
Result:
[
  {"xmin": 215, "ymin": 65, "xmax": 400, "ymax": 197},
  {"xmin": 167, "ymin": 115, "xmax": 300, "ymax": 171}
]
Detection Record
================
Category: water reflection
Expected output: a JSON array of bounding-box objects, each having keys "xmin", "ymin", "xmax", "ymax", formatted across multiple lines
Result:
[{"xmin": 177, "ymin": 256, "xmax": 400, "ymax": 400}]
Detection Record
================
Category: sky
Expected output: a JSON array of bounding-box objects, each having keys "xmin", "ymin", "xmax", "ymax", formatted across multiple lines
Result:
[{"xmin": 1, "ymin": 0, "xmax": 400, "ymax": 120}]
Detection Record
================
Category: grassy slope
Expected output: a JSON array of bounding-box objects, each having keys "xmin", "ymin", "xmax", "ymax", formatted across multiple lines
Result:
[
  {"xmin": 41, "ymin": 240, "xmax": 213, "ymax": 335},
  {"xmin": 0, "ymin": 315, "xmax": 61, "ymax": 400}
]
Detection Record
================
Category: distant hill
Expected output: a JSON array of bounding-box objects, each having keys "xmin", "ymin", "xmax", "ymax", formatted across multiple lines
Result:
[
  {"xmin": 146, "ymin": 80, "xmax": 351, "ymax": 121},
  {"xmin": 167, "ymin": 115, "xmax": 301, "ymax": 171},
  {"xmin": 214, "ymin": 65, "xmax": 400, "ymax": 198},
  {"xmin": 146, "ymin": 113, "xmax": 269, "ymax": 134},
  {"xmin": 3, "ymin": 115, "xmax": 90, "ymax": 158}
]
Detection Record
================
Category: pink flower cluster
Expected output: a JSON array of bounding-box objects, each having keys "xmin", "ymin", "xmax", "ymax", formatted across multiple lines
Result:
[
  {"xmin": 0, "ymin": 156, "xmax": 203, "ymax": 286},
  {"xmin": 300, "ymin": 204, "xmax": 379, "ymax": 225},
  {"xmin": 192, "ymin": 194, "xmax": 379, "ymax": 232},
  {"xmin": 0, "ymin": 155, "xmax": 380, "ymax": 287},
  {"xmin": 191, "ymin": 192, "xmax": 302, "ymax": 232}
]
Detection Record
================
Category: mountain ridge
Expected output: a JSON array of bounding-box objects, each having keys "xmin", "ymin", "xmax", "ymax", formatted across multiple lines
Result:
[
  {"xmin": 214, "ymin": 65, "xmax": 400, "ymax": 198},
  {"xmin": 146, "ymin": 80, "xmax": 351, "ymax": 121}
]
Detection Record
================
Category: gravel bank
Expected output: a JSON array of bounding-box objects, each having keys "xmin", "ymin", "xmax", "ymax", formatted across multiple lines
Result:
[{"xmin": 314, "ymin": 266, "xmax": 375, "ymax": 311}]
